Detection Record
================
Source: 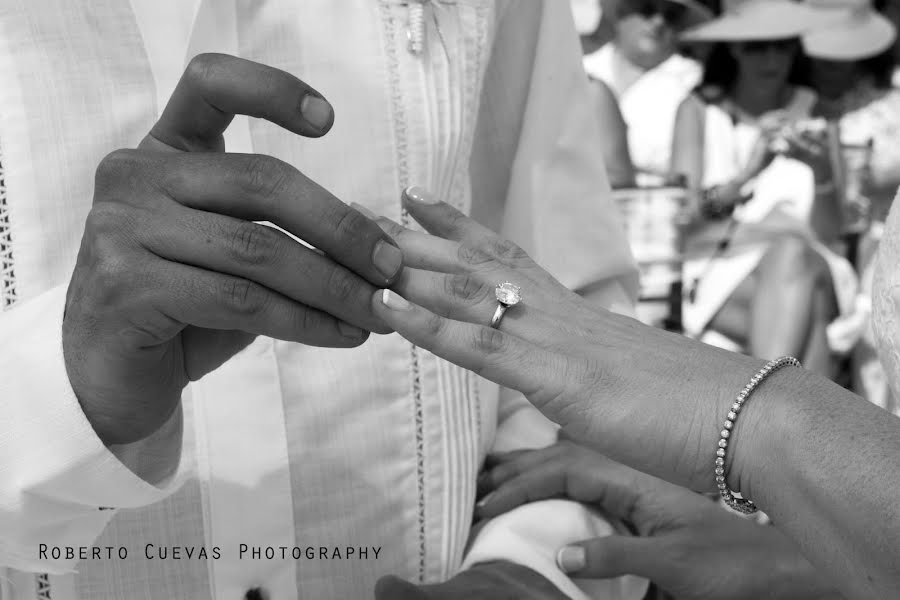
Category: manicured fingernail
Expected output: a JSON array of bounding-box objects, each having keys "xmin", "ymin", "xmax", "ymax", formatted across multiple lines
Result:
[
  {"xmin": 300, "ymin": 94, "xmax": 334, "ymax": 132},
  {"xmin": 381, "ymin": 289, "xmax": 411, "ymax": 311},
  {"xmin": 338, "ymin": 321, "xmax": 365, "ymax": 339},
  {"xmin": 475, "ymin": 491, "xmax": 495, "ymax": 508},
  {"xmin": 403, "ymin": 186, "xmax": 439, "ymax": 204},
  {"xmin": 556, "ymin": 546, "xmax": 586, "ymax": 573},
  {"xmin": 350, "ymin": 202, "xmax": 378, "ymax": 220},
  {"xmin": 373, "ymin": 240, "xmax": 403, "ymax": 281}
]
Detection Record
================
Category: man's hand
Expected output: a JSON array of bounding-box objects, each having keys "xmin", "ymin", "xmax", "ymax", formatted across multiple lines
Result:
[
  {"xmin": 63, "ymin": 54, "xmax": 403, "ymax": 445},
  {"xmin": 374, "ymin": 561, "xmax": 569, "ymax": 600},
  {"xmin": 476, "ymin": 441, "xmax": 843, "ymax": 600}
]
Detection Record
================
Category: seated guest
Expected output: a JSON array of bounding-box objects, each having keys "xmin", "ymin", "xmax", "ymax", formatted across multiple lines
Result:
[
  {"xmin": 583, "ymin": 0, "xmax": 712, "ymax": 185},
  {"xmin": 806, "ymin": 0, "xmax": 900, "ymax": 227},
  {"xmin": 803, "ymin": 0, "xmax": 900, "ymax": 411},
  {"xmin": 672, "ymin": 0, "xmax": 859, "ymax": 375},
  {"xmin": 589, "ymin": 78, "xmax": 637, "ymax": 188}
]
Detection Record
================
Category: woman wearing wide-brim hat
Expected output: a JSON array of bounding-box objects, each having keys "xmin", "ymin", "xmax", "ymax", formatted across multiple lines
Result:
[
  {"xmin": 804, "ymin": 0, "xmax": 900, "ymax": 221},
  {"xmin": 667, "ymin": 0, "xmax": 860, "ymax": 382}
]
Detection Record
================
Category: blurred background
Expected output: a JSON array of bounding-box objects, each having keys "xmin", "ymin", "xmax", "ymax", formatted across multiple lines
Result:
[{"xmin": 568, "ymin": 0, "xmax": 900, "ymax": 417}]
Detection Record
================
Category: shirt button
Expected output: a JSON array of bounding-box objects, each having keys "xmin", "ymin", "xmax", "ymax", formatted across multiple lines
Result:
[{"xmin": 244, "ymin": 587, "xmax": 268, "ymax": 600}]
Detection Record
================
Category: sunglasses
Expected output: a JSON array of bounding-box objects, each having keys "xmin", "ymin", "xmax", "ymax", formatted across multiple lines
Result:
[
  {"xmin": 618, "ymin": 0, "xmax": 687, "ymax": 25},
  {"xmin": 736, "ymin": 39, "xmax": 798, "ymax": 54}
]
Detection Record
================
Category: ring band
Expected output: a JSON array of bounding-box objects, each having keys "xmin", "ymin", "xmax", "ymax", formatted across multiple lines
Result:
[
  {"xmin": 490, "ymin": 282, "xmax": 522, "ymax": 329},
  {"xmin": 490, "ymin": 304, "xmax": 508, "ymax": 328}
]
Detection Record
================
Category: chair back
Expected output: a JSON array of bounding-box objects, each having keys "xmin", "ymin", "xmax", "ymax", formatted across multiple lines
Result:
[{"xmin": 612, "ymin": 185, "xmax": 694, "ymax": 331}]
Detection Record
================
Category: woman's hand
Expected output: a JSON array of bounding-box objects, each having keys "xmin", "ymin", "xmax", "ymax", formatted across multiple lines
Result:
[
  {"xmin": 778, "ymin": 125, "xmax": 833, "ymax": 180},
  {"xmin": 475, "ymin": 441, "xmax": 842, "ymax": 600},
  {"xmin": 368, "ymin": 187, "xmax": 771, "ymax": 494}
]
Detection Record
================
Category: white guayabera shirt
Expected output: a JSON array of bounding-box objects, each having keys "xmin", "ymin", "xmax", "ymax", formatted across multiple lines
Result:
[{"xmin": 0, "ymin": 1, "xmax": 642, "ymax": 599}]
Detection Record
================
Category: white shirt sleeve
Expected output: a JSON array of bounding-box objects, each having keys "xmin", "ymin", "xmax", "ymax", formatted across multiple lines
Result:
[{"xmin": 0, "ymin": 285, "xmax": 186, "ymax": 573}]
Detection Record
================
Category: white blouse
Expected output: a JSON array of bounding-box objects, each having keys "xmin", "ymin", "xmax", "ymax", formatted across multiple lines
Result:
[
  {"xmin": 583, "ymin": 44, "xmax": 702, "ymax": 182},
  {"xmin": 0, "ymin": 2, "xmax": 641, "ymax": 599}
]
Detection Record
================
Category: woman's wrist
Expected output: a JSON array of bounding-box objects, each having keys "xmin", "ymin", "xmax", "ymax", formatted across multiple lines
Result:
[{"xmin": 720, "ymin": 360, "xmax": 797, "ymax": 508}]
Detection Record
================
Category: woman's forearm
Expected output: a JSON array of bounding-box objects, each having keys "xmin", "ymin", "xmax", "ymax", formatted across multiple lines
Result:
[
  {"xmin": 738, "ymin": 368, "xmax": 900, "ymax": 599},
  {"xmin": 809, "ymin": 162, "xmax": 844, "ymax": 244}
]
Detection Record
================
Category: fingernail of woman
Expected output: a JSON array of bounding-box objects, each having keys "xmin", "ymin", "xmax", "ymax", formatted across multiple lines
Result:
[
  {"xmin": 475, "ymin": 491, "xmax": 495, "ymax": 508},
  {"xmin": 373, "ymin": 240, "xmax": 403, "ymax": 281},
  {"xmin": 350, "ymin": 202, "xmax": 378, "ymax": 220},
  {"xmin": 403, "ymin": 186, "xmax": 439, "ymax": 204},
  {"xmin": 300, "ymin": 94, "xmax": 334, "ymax": 132},
  {"xmin": 381, "ymin": 289, "xmax": 411, "ymax": 311},
  {"xmin": 338, "ymin": 321, "xmax": 365, "ymax": 339},
  {"xmin": 556, "ymin": 546, "xmax": 586, "ymax": 573}
]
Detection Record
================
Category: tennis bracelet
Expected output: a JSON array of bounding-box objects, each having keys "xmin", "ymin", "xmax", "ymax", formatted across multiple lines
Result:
[{"xmin": 716, "ymin": 356, "xmax": 801, "ymax": 514}]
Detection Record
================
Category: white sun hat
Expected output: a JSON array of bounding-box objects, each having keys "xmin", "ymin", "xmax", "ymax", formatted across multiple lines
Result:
[
  {"xmin": 802, "ymin": 0, "xmax": 897, "ymax": 60},
  {"xmin": 680, "ymin": 0, "xmax": 842, "ymax": 42}
]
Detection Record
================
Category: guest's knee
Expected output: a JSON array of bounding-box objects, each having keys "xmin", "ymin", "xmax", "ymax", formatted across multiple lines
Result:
[{"xmin": 762, "ymin": 235, "xmax": 826, "ymax": 280}]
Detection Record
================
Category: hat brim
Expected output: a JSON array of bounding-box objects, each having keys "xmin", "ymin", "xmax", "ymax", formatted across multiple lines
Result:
[
  {"xmin": 668, "ymin": 0, "xmax": 715, "ymax": 28},
  {"xmin": 802, "ymin": 13, "xmax": 897, "ymax": 60},
  {"xmin": 680, "ymin": 1, "xmax": 839, "ymax": 42}
]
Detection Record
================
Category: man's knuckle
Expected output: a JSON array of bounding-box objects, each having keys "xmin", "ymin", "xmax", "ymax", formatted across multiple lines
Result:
[
  {"xmin": 332, "ymin": 208, "xmax": 369, "ymax": 243},
  {"xmin": 239, "ymin": 155, "xmax": 291, "ymax": 204},
  {"xmin": 228, "ymin": 222, "xmax": 277, "ymax": 267},
  {"xmin": 83, "ymin": 205, "xmax": 142, "ymax": 266},
  {"xmin": 219, "ymin": 277, "xmax": 267, "ymax": 316},
  {"xmin": 184, "ymin": 53, "xmax": 222, "ymax": 86},
  {"xmin": 85, "ymin": 203, "xmax": 127, "ymax": 239},
  {"xmin": 94, "ymin": 149, "xmax": 142, "ymax": 190},
  {"xmin": 293, "ymin": 306, "xmax": 324, "ymax": 333},
  {"xmin": 324, "ymin": 268, "xmax": 360, "ymax": 303},
  {"xmin": 88, "ymin": 245, "xmax": 133, "ymax": 306},
  {"xmin": 93, "ymin": 253, "xmax": 128, "ymax": 288},
  {"xmin": 374, "ymin": 217, "xmax": 404, "ymax": 241}
]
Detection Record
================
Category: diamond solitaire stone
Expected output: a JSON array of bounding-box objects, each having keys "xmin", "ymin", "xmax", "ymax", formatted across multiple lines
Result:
[{"xmin": 495, "ymin": 283, "xmax": 522, "ymax": 306}]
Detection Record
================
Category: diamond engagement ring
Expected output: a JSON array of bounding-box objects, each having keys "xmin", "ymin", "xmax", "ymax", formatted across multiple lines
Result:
[{"xmin": 490, "ymin": 283, "xmax": 522, "ymax": 329}]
